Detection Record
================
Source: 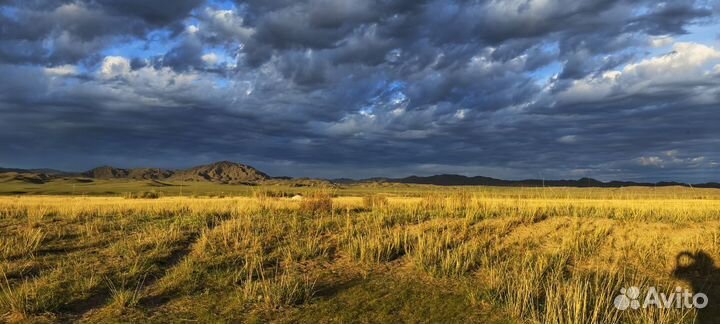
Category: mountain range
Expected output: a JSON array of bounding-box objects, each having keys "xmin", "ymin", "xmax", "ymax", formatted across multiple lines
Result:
[
  {"xmin": 81, "ymin": 161, "xmax": 269, "ymax": 184},
  {"xmin": 1, "ymin": 162, "xmax": 719, "ymax": 188},
  {"xmin": 336, "ymin": 174, "xmax": 720, "ymax": 188},
  {"xmin": 1, "ymin": 161, "xmax": 270, "ymax": 185}
]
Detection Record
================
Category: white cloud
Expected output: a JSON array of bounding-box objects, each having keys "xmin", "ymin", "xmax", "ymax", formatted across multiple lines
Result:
[
  {"xmin": 637, "ymin": 156, "xmax": 665, "ymax": 167},
  {"xmin": 202, "ymin": 8, "xmax": 255, "ymax": 40},
  {"xmin": 649, "ymin": 35, "xmax": 674, "ymax": 48},
  {"xmin": 99, "ymin": 55, "xmax": 198, "ymax": 89},
  {"xmin": 622, "ymin": 43, "xmax": 720, "ymax": 79},
  {"xmin": 99, "ymin": 56, "xmax": 131, "ymax": 79},
  {"xmin": 45, "ymin": 64, "xmax": 77, "ymax": 77},
  {"xmin": 86, "ymin": 55, "xmax": 228, "ymax": 109},
  {"xmin": 635, "ymin": 151, "xmax": 708, "ymax": 169},
  {"xmin": 558, "ymin": 42, "xmax": 720, "ymax": 104},
  {"xmin": 557, "ymin": 135, "xmax": 578, "ymax": 144},
  {"xmin": 201, "ymin": 52, "xmax": 219, "ymax": 65}
]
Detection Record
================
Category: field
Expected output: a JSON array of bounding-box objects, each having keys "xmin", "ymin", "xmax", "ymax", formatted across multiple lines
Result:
[{"xmin": 2, "ymin": 185, "xmax": 720, "ymax": 323}]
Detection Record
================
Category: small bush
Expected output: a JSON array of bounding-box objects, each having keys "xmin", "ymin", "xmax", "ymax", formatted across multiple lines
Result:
[
  {"xmin": 141, "ymin": 191, "xmax": 160, "ymax": 199},
  {"xmin": 123, "ymin": 191, "xmax": 160, "ymax": 199},
  {"xmin": 253, "ymin": 189, "xmax": 298, "ymax": 199}
]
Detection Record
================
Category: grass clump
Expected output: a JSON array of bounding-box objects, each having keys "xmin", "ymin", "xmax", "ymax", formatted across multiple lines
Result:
[
  {"xmin": 242, "ymin": 270, "xmax": 316, "ymax": 309},
  {"xmin": 0, "ymin": 271, "xmax": 63, "ymax": 321},
  {"xmin": 106, "ymin": 276, "xmax": 145, "ymax": 311},
  {"xmin": 0, "ymin": 228, "xmax": 45, "ymax": 259},
  {"xmin": 298, "ymin": 191, "xmax": 333, "ymax": 215},
  {"xmin": 412, "ymin": 235, "xmax": 485, "ymax": 277},
  {"xmin": 363, "ymin": 194, "xmax": 388, "ymax": 210},
  {"xmin": 346, "ymin": 227, "xmax": 413, "ymax": 263}
]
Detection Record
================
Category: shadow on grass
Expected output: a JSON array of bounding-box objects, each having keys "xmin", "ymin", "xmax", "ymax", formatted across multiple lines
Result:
[{"xmin": 673, "ymin": 250, "xmax": 720, "ymax": 324}]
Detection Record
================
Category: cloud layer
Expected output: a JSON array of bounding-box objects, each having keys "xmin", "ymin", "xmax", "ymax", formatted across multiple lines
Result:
[{"xmin": 1, "ymin": 0, "xmax": 719, "ymax": 181}]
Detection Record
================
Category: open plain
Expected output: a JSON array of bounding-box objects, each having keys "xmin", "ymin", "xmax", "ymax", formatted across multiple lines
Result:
[{"xmin": 2, "ymin": 184, "xmax": 720, "ymax": 323}]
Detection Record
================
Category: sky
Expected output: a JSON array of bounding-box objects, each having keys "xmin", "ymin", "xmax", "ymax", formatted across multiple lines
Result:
[{"xmin": 1, "ymin": 0, "xmax": 719, "ymax": 182}]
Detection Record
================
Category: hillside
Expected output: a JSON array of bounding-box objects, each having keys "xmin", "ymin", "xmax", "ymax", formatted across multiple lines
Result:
[
  {"xmin": 340, "ymin": 174, "xmax": 720, "ymax": 188},
  {"xmin": 76, "ymin": 162, "xmax": 270, "ymax": 184},
  {"xmin": 3, "ymin": 163, "xmax": 720, "ymax": 188},
  {"xmin": 83, "ymin": 166, "xmax": 129, "ymax": 179},
  {"xmin": 168, "ymin": 161, "xmax": 270, "ymax": 184},
  {"xmin": 127, "ymin": 168, "xmax": 174, "ymax": 180},
  {"xmin": 0, "ymin": 172, "xmax": 53, "ymax": 184}
]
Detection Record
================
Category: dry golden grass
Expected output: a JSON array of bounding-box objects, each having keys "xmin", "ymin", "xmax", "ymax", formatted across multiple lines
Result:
[{"xmin": 0, "ymin": 188, "xmax": 719, "ymax": 323}]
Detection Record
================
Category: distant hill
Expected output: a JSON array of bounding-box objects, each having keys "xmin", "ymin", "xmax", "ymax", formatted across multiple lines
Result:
[
  {"xmin": 0, "ymin": 167, "xmax": 69, "ymax": 175},
  {"xmin": 0, "ymin": 168, "xmax": 24, "ymax": 173},
  {"xmin": 396, "ymin": 174, "xmax": 508, "ymax": 186},
  {"xmin": 75, "ymin": 161, "xmax": 270, "ymax": 184},
  {"xmin": 0, "ymin": 172, "xmax": 53, "ymax": 184},
  {"xmin": 263, "ymin": 177, "xmax": 332, "ymax": 187},
  {"xmin": 169, "ymin": 161, "xmax": 269, "ymax": 184},
  {"xmin": 83, "ymin": 166, "xmax": 130, "ymax": 179},
  {"xmin": 128, "ymin": 168, "xmax": 174, "ymax": 180},
  {"xmin": 339, "ymin": 174, "xmax": 720, "ymax": 189},
  {"xmin": 2, "ymin": 163, "xmax": 720, "ymax": 188}
]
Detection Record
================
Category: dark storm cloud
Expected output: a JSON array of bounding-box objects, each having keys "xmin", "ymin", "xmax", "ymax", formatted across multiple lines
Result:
[
  {"xmin": 0, "ymin": 0, "xmax": 719, "ymax": 181},
  {"xmin": 627, "ymin": 0, "xmax": 714, "ymax": 35},
  {"xmin": 92, "ymin": 0, "xmax": 204, "ymax": 26},
  {"xmin": 0, "ymin": 0, "xmax": 202, "ymax": 64}
]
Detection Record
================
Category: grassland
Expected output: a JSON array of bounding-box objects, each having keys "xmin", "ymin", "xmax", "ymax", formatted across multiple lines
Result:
[
  {"xmin": 2, "ymin": 185, "xmax": 720, "ymax": 323},
  {"xmin": 4, "ymin": 176, "xmax": 720, "ymax": 199}
]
